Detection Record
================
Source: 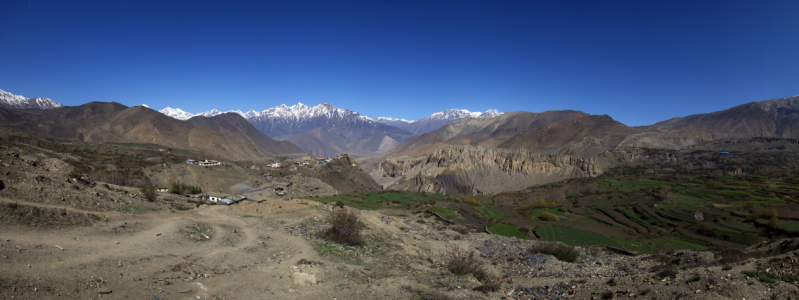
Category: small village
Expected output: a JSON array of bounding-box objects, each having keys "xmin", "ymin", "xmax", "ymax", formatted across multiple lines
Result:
[{"xmin": 151, "ymin": 154, "xmax": 353, "ymax": 207}]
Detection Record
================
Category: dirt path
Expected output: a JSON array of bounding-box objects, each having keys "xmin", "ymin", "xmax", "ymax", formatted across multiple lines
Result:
[{"xmin": 0, "ymin": 199, "xmax": 333, "ymax": 299}]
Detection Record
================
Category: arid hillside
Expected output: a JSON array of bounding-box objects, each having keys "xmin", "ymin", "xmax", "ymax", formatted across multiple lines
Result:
[
  {"xmin": 647, "ymin": 95, "xmax": 799, "ymax": 138},
  {"xmin": 498, "ymin": 115, "xmax": 705, "ymax": 157},
  {"xmin": 385, "ymin": 110, "xmax": 589, "ymax": 158},
  {"xmin": 0, "ymin": 103, "xmax": 306, "ymax": 160}
]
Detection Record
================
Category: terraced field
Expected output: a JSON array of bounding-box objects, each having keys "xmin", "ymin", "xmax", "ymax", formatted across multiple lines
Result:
[
  {"xmin": 536, "ymin": 226, "xmax": 616, "ymax": 247},
  {"xmin": 326, "ymin": 172, "xmax": 799, "ymax": 254}
]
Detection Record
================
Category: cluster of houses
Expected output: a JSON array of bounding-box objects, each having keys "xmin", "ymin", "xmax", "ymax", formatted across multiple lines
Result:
[
  {"xmin": 186, "ymin": 159, "xmax": 221, "ymax": 166},
  {"xmin": 264, "ymin": 154, "xmax": 350, "ymax": 169},
  {"xmin": 178, "ymin": 192, "xmax": 248, "ymax": 205},
  {"xmin": 205, "ymin": 193, "xmax": 247, "ymax": 205}
]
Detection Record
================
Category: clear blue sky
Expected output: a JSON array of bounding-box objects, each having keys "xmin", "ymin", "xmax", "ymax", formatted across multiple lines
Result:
[{"xmin": 2, "ymin": 0, "xmax": 798, "ymax": 126}]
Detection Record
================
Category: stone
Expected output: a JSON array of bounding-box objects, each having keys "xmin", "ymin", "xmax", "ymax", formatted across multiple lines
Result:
[{"xmin": 292, "ymin": 272, "xmax": 317, "ymax": 286}]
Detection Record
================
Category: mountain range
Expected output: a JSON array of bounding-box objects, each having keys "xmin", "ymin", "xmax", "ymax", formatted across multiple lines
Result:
[
  {"xmin": 365, "ymin": 95, "xmax": 799, "ymax": 194},
  {"xmin": 158, "ymin": 103, "xmax": 502, "ymax": 157},
  {"xmin": 0, "ymin": 88, "xmax": 62, "ymax": 110},
  {"xmin": 0, "ymin": 100, "xmax": 305, "ymax": 159},
  {"xmin": 4, "ymin": 87, "xmax": 799, "ymax": 195}
]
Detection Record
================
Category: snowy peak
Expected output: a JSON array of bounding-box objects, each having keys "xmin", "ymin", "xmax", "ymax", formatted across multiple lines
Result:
[
  {"xmin": 0, "ymin": 89, "xmax": 63, "ymax": 110},
  {"xmin": 159, "ymin": 106, "xmax": 195, "ymax": 120},
  {"xmin": 375, "ymin": 108, "xmax": 503, "ymax": 135},
  {"xmin": 256, "ymin": 102, "xmax": 367, "ymax": 122},
  {"xmin": 376, "ymin": 117, "xmax": 413, "ymax": 123},
  {"xmin": 482, "ymin": 109, "xmax": 502, "ymax": 118},
  {"xmin": 426, "ymin": 108, "xmax": 503, "ymax": 121},
  {"xmin": 198, "ymin": 109, "xmax": 222, "ymax": 117}
]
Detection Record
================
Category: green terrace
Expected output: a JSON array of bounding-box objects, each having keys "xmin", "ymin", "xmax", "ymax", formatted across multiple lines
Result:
[{"xmin": 321, "ymin": 171, "xmax": 799, "ymax": 254}]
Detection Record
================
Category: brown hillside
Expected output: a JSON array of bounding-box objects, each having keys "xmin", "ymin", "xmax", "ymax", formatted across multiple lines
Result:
[
  {"xmin": 0, "ymin": 103, "xmax": 306, "ymax": 160},
  {"xmin": 386, "ymin": 110, "xmax": 589, "ymax": 157},
  {"xmin": 499, "ymin": 115, "xmax": 635, "ymax": 156},
  {"xmin": 646, "ymin": 95, "xmax": 799, "ymax": 138},
  {"xmin": 185, "ymin": 113, "xmax": 306, "ymax": 156},
  {"xmin": 500, "ymin": 115, "xmax": 706, "ymax": 157},
  {"xmin": 287, "ymin": 128, "xmax": 348, "ymax": 158}
]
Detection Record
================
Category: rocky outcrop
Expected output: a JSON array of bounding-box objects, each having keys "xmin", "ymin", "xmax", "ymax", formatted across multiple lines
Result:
[{"xmin": 376, "ymin": 145, "xmax": 627, "ymax": 195}]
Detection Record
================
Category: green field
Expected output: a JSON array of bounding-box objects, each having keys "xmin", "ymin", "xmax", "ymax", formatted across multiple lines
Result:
[
  {"xmin": 325, "ymin": 166, "xmax": 799, "ymax": 254},
  {"xmin": 489, "ymin": 223, "xmax": 526, "ymax": 239},
  {"xmin": 535, "ymin": 226, "xmax": 616, "ymax": 247},
  {"xmin": 317, "ymin": 191, "xmax": 452, "ymax": 210}
]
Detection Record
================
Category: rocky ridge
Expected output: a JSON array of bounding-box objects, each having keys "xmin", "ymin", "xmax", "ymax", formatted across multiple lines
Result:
[{"xmin": 375, "ymin": 145, "xmax": 627, "ymax": 195}]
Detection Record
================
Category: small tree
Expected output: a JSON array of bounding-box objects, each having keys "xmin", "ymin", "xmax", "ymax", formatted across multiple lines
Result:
[
  {"xmin": 768, "ymin": 216, "xmax": 780, "ymax": 229},
  {"xmin": 141, "ymin": 186, "xmax": 157, "ymax": 202}
]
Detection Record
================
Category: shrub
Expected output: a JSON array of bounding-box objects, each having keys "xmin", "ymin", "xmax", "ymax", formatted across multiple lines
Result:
[
  {"xmin": 321, "ymin": 209, "xmax": 364, "ymax": 246},
  {"xmin": 141, "ymin": 186, "xmax": 157, "ymax": 202},
  {"xmin": 746, "ymin": 209, "xmax": 777, "ymax": 221},
  {"xmin": 607, "ymin": 277, "xmax": 617, "ymax": 286},
  {"xmin": 472, "ymin": 278, "xmax": 501, "ymax": 293},
  {"xmin": 686, "ymin": 275, "xmax": 701, "ymax": 283},
  {"xmin": 601, "ymin": 290, "xmax": 614, "ymax": 299},
  {"xmin": 697, "ymin": 224, "xmax": 716, "ymax": 237},
  {"xmin": 654, "ymin": 265, "xmax": 678, "ymax": 278},
  {"xmin": 447, "ymin": 252, "xmax": 486, "ymax": 277},
  {"xmin": 68, "ymin": 167, "xmax": 82, "ymax": 179},
  {"xmin": 535, "ymin": 242, "xmax": 579, "ymax": 263},
  {"xmin": 768, "ymin": 216, "xmax": 780, "ymax": 229},
  {"xmin": 539, "ymin": 211, "xmax": 559, "ymax": 221},
  {"xmin": 516, "ymin": 199, "xmax": 557, "ymax": 211},
  {"xmin": 169, "ymin": 181, "xmax": 202, "ymax": 195},
  {"xmin": 451, "ymin": 225, "xmax": 470, "ymax": 235}
]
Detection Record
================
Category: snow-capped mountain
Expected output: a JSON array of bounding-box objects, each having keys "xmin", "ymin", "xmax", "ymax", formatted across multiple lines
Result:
[
  {"xmin": 159, "ymin": 107, "xmax": 195, "ymax": 120},
  {"xmin": 155, "ymin": 102, "xmax": 503, "ymax": 156},
  {"xmin": 376, "ymin": 117, "xmax": 413, "ymax": 123},
  {"xmin": 427, "ymin": 108, "xmax": 502, "ymax": 121},
  {"xmin": 376, "ymin": 108, "xmax": 503, "ymax": 135},
  {"xmin": 157, "ymin": 102, "xmax": 413, "ymax": 157},
  {"xmin": 0, "ymin": 89, "xmax": 63, "ymax": 110}
]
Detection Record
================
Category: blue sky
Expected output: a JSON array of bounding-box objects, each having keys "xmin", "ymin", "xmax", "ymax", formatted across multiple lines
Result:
[{"xmin": 2, "ymin": 0, "xmax": 798, "ymax": 126}]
